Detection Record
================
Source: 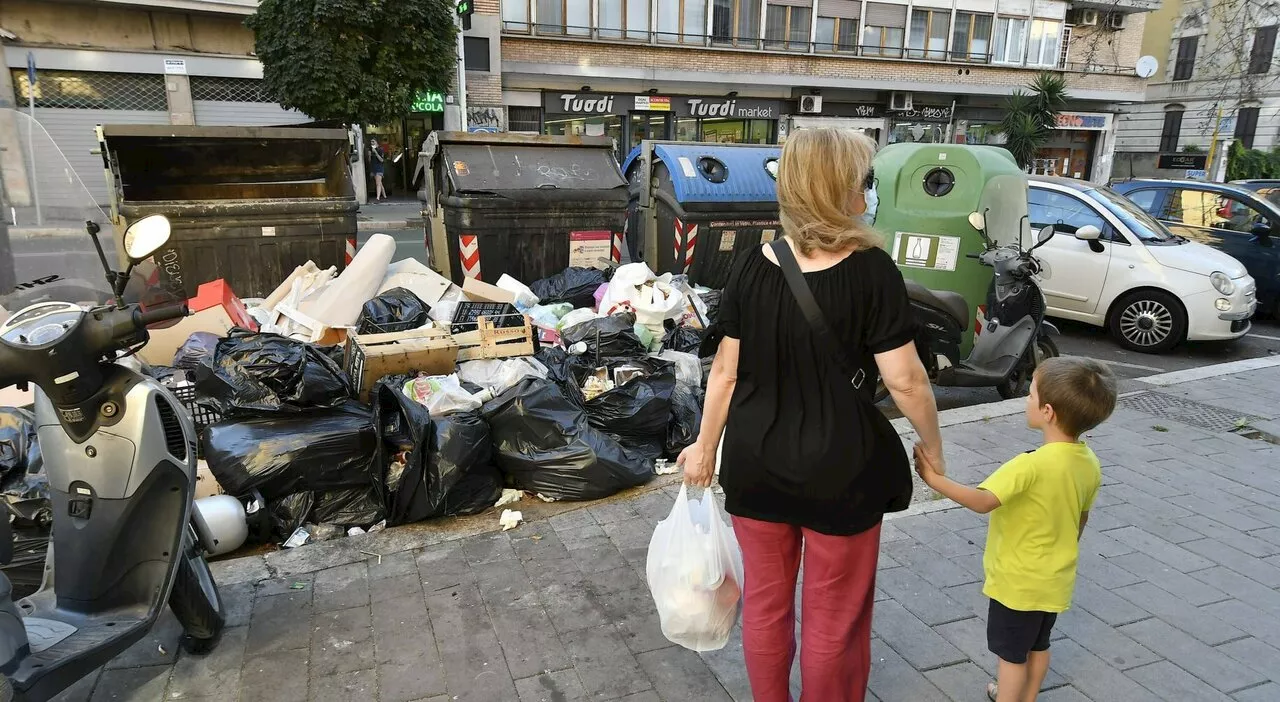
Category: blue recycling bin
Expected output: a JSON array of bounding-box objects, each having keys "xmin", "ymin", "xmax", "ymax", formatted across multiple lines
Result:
[{"xmin": 623, "ymin": 143, "xmax": 781, "ymax": 289}]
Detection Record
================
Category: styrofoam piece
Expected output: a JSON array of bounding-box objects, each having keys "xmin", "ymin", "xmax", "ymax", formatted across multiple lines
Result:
[
  {"xmin": 307, "ymin": 233, "xmax": 396, "ymax": 327},
  {"xmin": 378, "ymin": 258, "xmax": 452, "ymax": 306}
]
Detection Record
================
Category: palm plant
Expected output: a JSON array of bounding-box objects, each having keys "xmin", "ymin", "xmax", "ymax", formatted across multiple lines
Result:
[{"xmin": 998, "ymin": 73, "xmax": 1069, "ymax": 169}]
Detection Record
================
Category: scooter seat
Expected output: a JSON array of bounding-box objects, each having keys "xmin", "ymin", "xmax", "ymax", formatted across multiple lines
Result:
[{"xmin": 904, "ymin": 280, "xmax": 971, "ymax": 332}]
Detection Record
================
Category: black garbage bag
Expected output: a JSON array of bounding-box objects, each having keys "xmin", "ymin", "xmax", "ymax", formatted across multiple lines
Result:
[
  {"xmin": 533, "ymin": 347, "xmax": 578, "ymax": 399},
  {"xmin": 4, "ymin": 527, "xmax": 49, "ymax": 600},
  {"xmin": 438, "ymin": 463, "xmax": 503, "ymax": 517},
  {"xmin": 194, "ymin": 330, "xmax": 352, "ymax": 417},
  {"xmin": 666, "ymin": 385, "xmax": 704, "ymax": 457},
  {"xmin": 699, "ymin": 290, "xmax": 722, "ymax": 325},
  {"xmin": 374, "ymin": 376, "xmax": 498, "ymax": 525},
  {"xmin": 357, "ymin": 287, "xmax": 430, "ymax": 334},
  {"xmin": 484, "ymin": 378, "xmax": 652, "ymax": 501},
  {"xmin": 0, "ymin": 408, "xmax": 49, "ymax": 529},
  {"xmin": 0, "ymin": 408, "xmax": 40, "ymax": 478},
  {"xmin": 662, "ymin": 326, "xmax": 704, "ymax": 355},
  {"xmin": 529, "ymin": 267, "xmax": 608, "ymax": 309},
  {"xmin": 561, "ymin": 313, "xmax": 645, "ymax": 358},
  {"xmin": 202, "ymin": 402, "xmax": 377, "ymax": 500},
  {"xmin": 267, "ymin": 492, "xmax": 314, "ymax": 543},
  {"xmin": 173, "ymin": 332, "xmax": 221, "ymax": 371},
  {"xmin": 312, "ymin": 486, "xmax": 385, "ymax": 527},
  {"xmin": 145, "ymin": 365, "xmax": 190, "ymax": 386},
  {"xmin": 566, "ymin": 357, "xmax": 675, "ymax": 460}
]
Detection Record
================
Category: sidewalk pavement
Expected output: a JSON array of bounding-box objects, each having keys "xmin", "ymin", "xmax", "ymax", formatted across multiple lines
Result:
[
  {"xmin": 357, "ymin": 201, "xmax": 425, "ymax": 231},
  {"xmin": 55, "ymin": 358, "xmax": 1280, "ymax": 702}
]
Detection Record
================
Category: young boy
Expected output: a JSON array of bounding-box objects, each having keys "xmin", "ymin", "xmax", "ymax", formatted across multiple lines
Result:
[{"xmin": 914, "ymin": 357, "xmax": 1117, "ymax": 702}]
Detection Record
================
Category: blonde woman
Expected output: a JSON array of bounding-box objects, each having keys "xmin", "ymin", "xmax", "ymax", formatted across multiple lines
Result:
[{"xmin": 678, "ymin": 128, "xmax": 944, "ymax": 702}]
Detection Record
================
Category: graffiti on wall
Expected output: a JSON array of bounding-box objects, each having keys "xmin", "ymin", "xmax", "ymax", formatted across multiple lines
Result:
[{"xmin": 467, "ymin": 106, "xmax": 505, "ymax": 133}]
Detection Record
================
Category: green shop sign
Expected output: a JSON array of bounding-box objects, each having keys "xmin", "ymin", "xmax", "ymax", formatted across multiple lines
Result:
[{"xmin": 412, "ymin": 91, "xmax": 445, "ymax": 113}]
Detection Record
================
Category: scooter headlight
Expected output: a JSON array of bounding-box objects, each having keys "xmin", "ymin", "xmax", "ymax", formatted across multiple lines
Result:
[{"xmin": 1210, "ymin": 271, "xmax": 1235, "ymax": 295}]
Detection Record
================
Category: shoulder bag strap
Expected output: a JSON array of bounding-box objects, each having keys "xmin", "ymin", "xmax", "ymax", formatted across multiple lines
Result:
[{"xmin": 769, "ymin": 239, "xmax": 867, "ymax": 391}]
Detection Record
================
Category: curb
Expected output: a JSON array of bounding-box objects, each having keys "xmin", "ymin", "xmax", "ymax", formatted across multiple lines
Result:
[
  {"xmin": 1137, "ymin": 354, "xmax": 1280, "ymax": 386},
  {"xmin": 357, "ymin": 219, "xmax": 423, "ymax": 231}
]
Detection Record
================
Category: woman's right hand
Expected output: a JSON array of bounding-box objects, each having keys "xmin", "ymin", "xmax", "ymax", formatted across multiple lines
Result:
[{"xmin": 678, "ymin": 441, "xmax": 715, "ymax": 488}]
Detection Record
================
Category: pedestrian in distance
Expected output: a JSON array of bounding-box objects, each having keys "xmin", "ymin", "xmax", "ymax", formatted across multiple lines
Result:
[
  {"xmin": 678, "ymin": 127, "xmax": 944, "ymax": 702},
  {"xmin": 914, "ymin": 356, "xmax": 1118, "ymax": 702},
  {"xmin": 370, "ymin": 137, "xmax": 387, "ymax": 201}
]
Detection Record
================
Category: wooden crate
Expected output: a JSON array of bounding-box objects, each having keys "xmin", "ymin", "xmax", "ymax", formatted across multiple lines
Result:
[
  {"xmin": 345, "ymin": 327, "xmax": 460, "ymax": 401},
  {"xmin": 454, "ymin": 316, "xmax": 535, "ymax": 361}
]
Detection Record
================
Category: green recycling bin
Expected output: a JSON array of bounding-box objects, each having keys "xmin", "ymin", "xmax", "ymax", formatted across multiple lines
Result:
[{"xmin": 871, "ymin": 143, "xmax": 1030, "ymax": 353}]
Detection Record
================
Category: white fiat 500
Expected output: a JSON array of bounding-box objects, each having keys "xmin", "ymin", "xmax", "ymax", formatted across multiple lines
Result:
[{"xmin": 1029, "ymin": 177, "xmax": 1256, "ymax": 353}]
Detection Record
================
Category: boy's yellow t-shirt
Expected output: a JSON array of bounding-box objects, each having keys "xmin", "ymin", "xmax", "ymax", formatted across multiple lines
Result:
[{"xmin": 978, "ymin": 441, "xmax": 1101, "ymax": 613}]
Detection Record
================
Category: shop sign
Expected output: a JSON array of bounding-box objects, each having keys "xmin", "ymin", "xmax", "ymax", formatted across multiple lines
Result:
[
  {"xmin": 892, "ymin": 105, "xmax": 953, "ymax": 122},
  {"xmin": 412, "ymin": 91, "xmax": 445, "ymax": 113},
  {"xmin": 683, "ymin": 97, "xmax": 779, "ymax": 119},
  {"xmin": 545, "ymin": 91, "xmax": 781, "ymax": 119},
  {"xmin": 1158, "ymin": 153, "xmax": 1208, "ymax": 170},
  {"xmin": 1055, "ymin": 112, "xmax": 1110, "ymax": 131},
  {"xmin": 634, "ymin": 95, "xmax": 671, "ymax": 111}
]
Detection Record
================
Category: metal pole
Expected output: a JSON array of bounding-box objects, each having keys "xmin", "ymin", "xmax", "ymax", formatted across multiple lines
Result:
[
  {"xmin": 1205, "ymin": 102, "xmax": 1223, "ymax": 183},
  {"xmin": 27, "ymin": 88, "xmax": 40, "ymax": 226},
  {"xmin": 456, "ymin": 17, "xmax": 468, "ymax": 132}
]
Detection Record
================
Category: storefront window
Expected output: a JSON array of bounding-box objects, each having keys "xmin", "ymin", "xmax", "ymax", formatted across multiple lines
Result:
[
  {"xmin": 889, "ymin": 122, "xmax": 947, "ymax": 144},
  {"xmin": 993, "ymin": 17, "xmax": 1027, "ymax": 64},
  {"xmin": 958, "ymin": 122, "xmax": 1003, "ymax": 145},
  {"xmin": 698, "ymin": 118, "xmax": 773, "ymax": 143},
  {"xmin": 676, "ymin": 118, "xmax": 700, "ymax": 141}
]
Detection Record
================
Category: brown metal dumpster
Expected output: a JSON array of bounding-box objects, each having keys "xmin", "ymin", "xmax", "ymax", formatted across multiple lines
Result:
[{"xmin": 100, "ymin": 124, "xmax": 357, "ymax": 299}]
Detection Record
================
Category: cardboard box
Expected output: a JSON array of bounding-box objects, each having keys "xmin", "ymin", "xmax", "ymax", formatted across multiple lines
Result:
[
  {"xmin": 140, "ymin": 279, "xmax": 258, "ymax": 366},
  {"xmin": 345, "ymin": 327, "xmax": 460, "ymax": 401},
  {"xmin": 463, "ymin": 278, "xmax": 516, "ymax": 305}
]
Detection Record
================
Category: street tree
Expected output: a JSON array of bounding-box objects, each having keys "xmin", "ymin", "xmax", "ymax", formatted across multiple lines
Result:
[
  {"xmin": 999, "ymin": 73, "xmax": 1070, "ymax": 169},
  {"xmin": 246, "ymin": 0, "xmax": 458, "ymax": 125}
]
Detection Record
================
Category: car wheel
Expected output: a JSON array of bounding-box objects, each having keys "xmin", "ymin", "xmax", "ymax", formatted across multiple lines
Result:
[{"xmin": 1109, "ymin": 290, "xmax": 1186, "ymax": 354}]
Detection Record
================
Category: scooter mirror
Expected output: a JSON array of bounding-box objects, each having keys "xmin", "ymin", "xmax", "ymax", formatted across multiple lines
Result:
[
  {"xmin": 1037, "ymin": 225, "xmax": 1056, "ymax": 245},
  {"xmin": 967, "ymin": 212, "xmax": 986, "ymax": 232},
  {"xmin": 1073, "ymin": 224, "xmax": 1102, "ymax": 242},
  {"xmin": 124, "ymin": 215, "xmax": 172, "ymax": 263}
]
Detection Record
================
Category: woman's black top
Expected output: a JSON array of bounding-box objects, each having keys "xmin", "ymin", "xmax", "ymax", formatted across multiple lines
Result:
[{"xmin": 718, "ymin": 243, "xmax": 916, "ymax": 535}]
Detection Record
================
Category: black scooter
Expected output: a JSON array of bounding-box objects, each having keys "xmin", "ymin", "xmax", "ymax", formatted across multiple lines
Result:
[{"xmin": 879, "ymin": 224, "xmax": 1060, "ymax": 401}]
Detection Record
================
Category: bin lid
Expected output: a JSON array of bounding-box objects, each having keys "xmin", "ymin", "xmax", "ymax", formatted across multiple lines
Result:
[
  {"xmin": 437, "ymin": 133, "xmax": 626, "ymax": 193},
  {"xmin": 623, "ymin": 143, "xmax": 780, "ymax": 204}
]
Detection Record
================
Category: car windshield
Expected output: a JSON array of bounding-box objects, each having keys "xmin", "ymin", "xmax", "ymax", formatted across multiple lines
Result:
[{"xmin": 1089, "ymin": 186, "xmax": 1178, "ymax": 243}]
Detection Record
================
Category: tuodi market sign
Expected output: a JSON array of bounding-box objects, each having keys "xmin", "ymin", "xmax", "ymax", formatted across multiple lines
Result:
[{"xmin": 544, "ymin": 92, "xmax": 781, "ymax": 120}]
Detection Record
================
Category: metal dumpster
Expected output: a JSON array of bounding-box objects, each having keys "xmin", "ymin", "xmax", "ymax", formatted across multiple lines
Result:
[
  {"xmin": 426, "ymin": 132, "xmax": 629, "ymax": 285},
  {"xmin": 100, "ymin": 124, "xmax": 357, "ymax": 299},
  {"xmin": 624, "ymin": 141, "xmax": 781, "ymax": 289}
]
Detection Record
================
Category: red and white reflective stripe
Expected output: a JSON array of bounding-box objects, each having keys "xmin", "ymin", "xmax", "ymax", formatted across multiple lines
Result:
[
  {"xmin": 673, "ymin": 217, "xmax": 685, "ymax": 268},
  {"xmin": 672, "ymin": 219, "xmax": 699, "ymax": 273},
  {"xmin": 344, "ymin": 237, "xmax": 357, "ymax": 266},
  {"xmin": 459, "ymin": 234, "xmax": 482, "ymax": 280},
  {"xmin": 683, "ymin": 223, "xmax": 698, "ymax": 272},
  {"xmin": 610, "ymin": 233, "xmax": 623, "ymax": 263},
  {"xmin": 975, "ymin": 304, "xmax": 988, "ymax": 336}
]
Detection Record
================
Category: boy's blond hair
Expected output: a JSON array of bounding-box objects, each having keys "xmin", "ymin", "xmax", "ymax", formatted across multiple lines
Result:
[
  {"xmin": 776, "ymin": 128, "xmax": 883, "ymax": 255},
  {"xmin": 1034, "ymin": 357, "xmax": 1117, "ymax": 437}
]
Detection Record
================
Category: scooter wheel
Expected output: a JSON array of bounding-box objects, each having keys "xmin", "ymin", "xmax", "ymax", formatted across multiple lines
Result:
[
  {"xmin": 170, "ymin": 535, "xmax": 225, "ymax": 656},
  {"xmin": 0, "ymin": 674, "xmax": 13, "ymax": 702}
]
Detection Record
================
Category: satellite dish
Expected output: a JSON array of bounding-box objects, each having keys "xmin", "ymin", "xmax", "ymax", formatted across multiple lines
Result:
[{"xmin": 1136, "ymin": 55, "xmax": 1158, "ymax": 78}]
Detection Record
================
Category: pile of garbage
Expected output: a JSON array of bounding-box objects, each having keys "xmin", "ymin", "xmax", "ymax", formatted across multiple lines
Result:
[
  {"xmin": 0, "ymin": 408, "xmax": 50, "ymax": 599},
  {"xmin": 88, "ymin": 234, "xmax": 722, "ymax": 550}
]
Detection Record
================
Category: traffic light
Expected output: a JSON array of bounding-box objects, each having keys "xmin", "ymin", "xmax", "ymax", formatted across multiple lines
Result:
[{"xmin": 457, "ymin": 0, "xmax": 473, "ymax": 30}]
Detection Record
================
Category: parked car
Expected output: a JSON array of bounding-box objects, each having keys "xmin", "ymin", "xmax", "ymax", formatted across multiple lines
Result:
[
  {"xmin": 1029, "ymin": 177, "xmax": 1256, "ymax": 353},
  {"xmin": 1112, "ymin": 179, "xmax": 1279, "ymax": 316}
]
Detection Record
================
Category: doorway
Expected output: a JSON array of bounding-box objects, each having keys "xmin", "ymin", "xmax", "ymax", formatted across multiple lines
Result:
[{"xmin": 628, "ymin": 112, "xmax": 672, "ymax": 155}]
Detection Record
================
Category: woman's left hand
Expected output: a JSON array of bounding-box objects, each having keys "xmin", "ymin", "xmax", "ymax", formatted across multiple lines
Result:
[{"xmin": 678, "ymin": 441, "xmax": 715, "ymax": 488}]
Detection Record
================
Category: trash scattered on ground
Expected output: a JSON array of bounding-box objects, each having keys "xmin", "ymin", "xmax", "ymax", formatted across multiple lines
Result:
[
  {"xmin": 494, "ymin": 489, "xmax": 523, "ymax": 508},
  {"xmin": 499, "ymin": 509, "xmax": 524, "ymax": 531},
  {"xmin": 655, "ymin": 459, "xmax": 678, "ymax": 476}
]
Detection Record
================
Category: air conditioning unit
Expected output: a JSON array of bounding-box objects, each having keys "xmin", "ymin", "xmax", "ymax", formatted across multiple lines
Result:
[
  {"xmin": 889, "ymin": 92, "xmax": 913, "ymax": 111},
  {"xmin": 1106, "ymin": 12, "xmax": 1126, "ymax": 29},
  {"xmin": 799, "ymin": 95, "xmax": 823, "ymax": 114},
  {"xmin": 1068, "ymin": 9, "xmax": 1099, "ymax": 26}
]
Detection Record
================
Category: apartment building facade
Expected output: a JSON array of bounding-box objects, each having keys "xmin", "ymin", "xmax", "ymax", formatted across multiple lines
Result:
[
  {"xmin": 1113, "ymin": 0, "xmax": 1279, "ymax": 180},
  {"xmin": 499, "ymin": 0, "xmax": 1159, "ymax": 180}
]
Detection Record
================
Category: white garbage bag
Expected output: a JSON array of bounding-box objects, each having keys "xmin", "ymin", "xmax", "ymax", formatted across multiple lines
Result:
[{"xmin": 646, "ymin": 485, "xmax": 744, "ymax": 652}]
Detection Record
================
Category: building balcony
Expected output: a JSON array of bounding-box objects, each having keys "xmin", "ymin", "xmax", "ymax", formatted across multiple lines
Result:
[
  {"xmin": 1067, "ymin": 0, "xmax": 1161, "ymax": 13},
  {"xmin": 87, "ymin": 0, "xmax": 258, "ymax": 15},
  {"xmin": 501, "ymin": 23, "xmax": 1140, "ymax": 78}
]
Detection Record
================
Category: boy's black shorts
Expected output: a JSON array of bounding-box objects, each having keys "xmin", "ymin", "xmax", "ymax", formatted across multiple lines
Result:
[{"xmin": 987, "ymin": 599, "xmax": 1058, "ymax": 664}]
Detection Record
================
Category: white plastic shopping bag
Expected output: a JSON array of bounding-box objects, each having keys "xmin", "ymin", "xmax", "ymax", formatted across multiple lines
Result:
[{"xmin": 646, "ymin": 484, "xmax": 744, "ymax": 651}]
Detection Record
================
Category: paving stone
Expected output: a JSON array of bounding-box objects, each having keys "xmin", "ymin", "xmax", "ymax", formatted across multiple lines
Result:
[
  {"xmin": 587, "ymin": 500, "xmax": 641, "ymax": 525},
  {"xmin": 922, "ymin": 661, "xmax": 992, "ymax": 702},
  {"xmin": 882, "ymin": 539, "xmax": 980, "ymax": 588},
  {"xmin": 1257, "ymin": 527, "xmax": 1280, "ymax": 547},
  {"xmin": 636, "ymin": 645, "xmax": 734, "ymax": 702},
  {"xmin": 1166, "ymin": 497, "xmax": 1272, "ymax": 532},
  {"xmin": 220, "ymin": 581, "xmax": 255, "ymax": 629},
  {"xmin": 601, "ymin": 517, "xmax": 655, "ymax": 553},
  {"xmin": 566, "ymin": 539, "xmax": 630, "ymax": 575},
  {"xmin": 245, "ymin": 590, "xmax": 313, "ymax": 656},
  {"xmin": 630, "ymin": 489, "xmax": 676, "ymax": 523},
  {"xmin": 1124, "ymin": 660, "xmax": 1235, "ymax": 702},
  {"xmin": 933, "ymin": 616, "xmax": 1067, "ymax": 690},
  {"xmin": 462, "ymin": 530, "xmax": 518, "ymax": 565},
  {"xmin": 417, "ymin": 541, "xmax": 477, "ymax": 594},
  {"xmin": 595, "ymin": 585, "xmax": 671, "ymax": 655},
  {"xmin": 369, "ymin": 572, "xmax": 424, "ymax": 605},
  {"xmin": 1046, "ymin": 639, "xmax": 1164, "ymax": 702},
  {"xmin": 255, "ymin": 574, "xmax": 314, "ymax": 598},
  {"xmin": 1113, "ymin": 581, "xmax": 1245, "ymax": 646},
  {"xmin": 166, "ymin": 625, "xmax": 248, "ymax": 699},
  {"xmin": 516, "ymin": 669, "xmax": 588, "ymax": 702},
  {"xmin": 429, "ymin": 583, "xmax": 518, "ymax": 702},
  {"xmin": 1106, "ymin": 526, "xmax": 1214, "ymax": 571},
  {"xmin": 548, "ymin": 507, "xmax": 598, "ymax": 532},
  {"xmin": 1054, "ymin": 608, "xmax": 1161, "ymax": 671},
  {"xmin": 1077, "ymin": 550, "xmax": 1145, "ymax": 590},
  {"xmin": 310, "ymin": 605, "xmax": 375, "ymax": 678},
  {"xmin": 1191, "ymin": 566, "xmax": 1280, "ymax": 617},
  {"xmin": 309, "ymin": 668, "xmax": 377, "ymax": 702},
  {"xmin": 866, "ymin": 637, "xmax": 949, "ymax": 702},
  {"xmin": 313, "ymin": 562, "xmax": 370, "ymax": 613},
  {"xmin": 698, "ymin": 624, "xmax": 752, "ymax": 702},
  {"xmin": 475, "ymin": 559, "xmax": 541, "ymax": 610},
  {"xmin": 1199, "ymin": 599, "xmax": 1280, "ymax": 650},
  {"xmin": 379, "ymin": 659, "xmax": 448, "ymax": 702},
  {"xmin": 874, "ymin": 566, "xmax": 971, "ymax": 627},
  {"xmin": 50, "ymin": 669, "xmax": 99, "ymax": 702},
  {"xmin": 1233, "ymin": 682, "xmax": 1280, "ymax": 702},
  {"xmin": 1035, "ymin": 686, "xmax": 1093, "ymax": 702},
  {"xmin": 511, "ymin": 523, "xmax": 572, "ymax": 562},
  {"xmin": 941, "ymin": 583, "xmax": 989, "ymax": 622},
  {"xmin": 1118, "ymin": 617, "xmax": 1266, "ymax": 694},
  {"xmin": 490, "ymin": 602, "xmax": 572, "ymax": 679},
  {"xmin": 561, "ymin": 625, "xmax": 654, "ymax": 700},
  {"xmin": 367, "ymin": 549, "xmax": 419, "ymax": 580},
  {"xmin": 870, "ymin": 600, "xmax": 966, "ymax": 671},
  {"xmin": 104, "ymin": 611, "xmax": 182, "ymax": 670},
  {"xmin": 1072, "ymin": 576, "xmax": 1151, "ymax": 627},
  {"xmin": 372, "ymin": 594, "xmax": 438, "ymax": 666},
  {"xmin": 1181, "ymin": 537, "xmax": 1280, "ymax": 588},
  {"xmin": 1238, "ymin": 505, "xmax": 1280, "ymax": 529},
  {"xmin": 89, "ymin": 665, "xmax": 169, "ymax": 702},
  {"xmin": 1215, "ymin": 636, "xmax": 1280, "ymax": 679},
  {"xmin": 239, "ymin": 648, "xmax": 309, "ymax": 702},
  {"xmin": 1107, "ymin": 551, "xmax": 1229, "ymax": 606},
  {"xmin": 1179, "ymin": 515, "xmax": 1280, "ymax": 558},
  {"xmin": 538, "ymin": 571, "xmax": 611, "ymax": 635}
]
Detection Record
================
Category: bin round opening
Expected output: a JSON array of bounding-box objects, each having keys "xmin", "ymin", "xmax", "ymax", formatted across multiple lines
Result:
[
  {"xmin": 923, "ymin": 168, "xmax": 955, "ymax": 197},
  {"xmin": 697, "ymin": 157, "xmax": 729, "ymax": 184}
]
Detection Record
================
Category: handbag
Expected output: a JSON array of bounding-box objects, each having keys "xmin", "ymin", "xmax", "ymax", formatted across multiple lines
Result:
[{"xmin": 768, "ymin": 239, "xmax": 913, "ymax": 512}]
